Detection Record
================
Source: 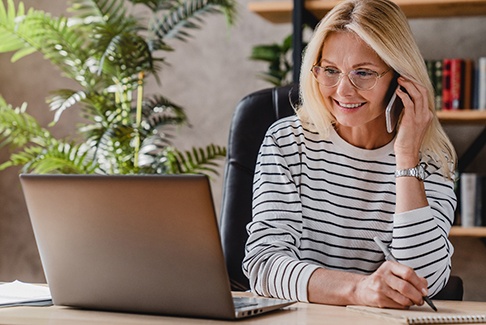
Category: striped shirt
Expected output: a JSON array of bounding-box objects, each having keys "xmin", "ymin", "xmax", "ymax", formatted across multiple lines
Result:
[{"xmin": 243, "ymin": 116, "xmax": 456, "ymax": 302}]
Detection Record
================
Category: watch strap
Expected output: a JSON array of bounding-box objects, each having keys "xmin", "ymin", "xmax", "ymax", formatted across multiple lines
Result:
[{"xmin": 395, "ymin": 164, "xmax": 425, "ymax": 181}]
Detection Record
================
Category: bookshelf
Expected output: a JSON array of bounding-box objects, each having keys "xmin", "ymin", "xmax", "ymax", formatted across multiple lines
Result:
[
  {"xmin": 438, "ymin": 111, "xmax": 486, "ymax": 124},
  {"xmin": 248, "ymin": 0, "xmax": 486, "ymax": 24},
  {"xmin": 248, "ymin": 0, "xmax": 486, "ymax": 80},
  {"xmin": 450, "ymin": 226, "xmax": 486, "ymax": 237}
]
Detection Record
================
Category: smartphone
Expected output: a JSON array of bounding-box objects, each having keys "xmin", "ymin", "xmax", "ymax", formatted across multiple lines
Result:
[{"xmin": 385, "ymin": 80, "xmax": 404, "ymax": 133}]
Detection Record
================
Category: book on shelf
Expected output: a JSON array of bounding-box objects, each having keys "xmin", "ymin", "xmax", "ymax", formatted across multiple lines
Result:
[
  {"xmin": 441, "ymin": 59, "xmax": 452, "ymax": 110},
  {"xmin": 426, "ymin": 60, "xmax": 443, "ymax": 110},
  {"xmin": 450, "ymin": 59, "xmax": 463, "ymax": 110},
  {"xmin": 425, "ymin": 57, "xmax": 485, "ymax": 111},
  {"xmin": 479, "ymin": 57, "xmax": 486, "ymax": 110},
  {"xmin": 459, "ymin": 173, "xmax": 486, "ymax": 227},
  {"xmin": 463, "ymin": 59, "xmax": 474, "ymax": 110}
]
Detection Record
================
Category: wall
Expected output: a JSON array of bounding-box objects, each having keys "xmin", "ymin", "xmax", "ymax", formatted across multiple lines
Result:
[{"xmin": 0, "ymin": 0, "xmax": 485, "ymax": 300}]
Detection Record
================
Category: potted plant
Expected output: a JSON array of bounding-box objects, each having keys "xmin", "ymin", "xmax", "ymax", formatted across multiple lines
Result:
[
  {"xmin": 250, "ymin": 34, "xmax": 294, "ymax": 87},
  {"xmin": 0, "ymin": 0, "xmax": 236, "ymax": 175},
  {"xmin": 249, "ymin": 26, "xmax": 310, "ymax": 87}
]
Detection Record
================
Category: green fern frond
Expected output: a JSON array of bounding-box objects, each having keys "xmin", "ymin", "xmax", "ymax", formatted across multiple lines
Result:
[
  {"xmin": 97, "ymin": 23, "xmax": 155, "ymax": 80},
  {"xmin": 150, "ymin": 0, "xmax": 237, "ymax": 42},
  {"xmin": 0, "ymin": 140, "xmax": 98, "ymax": 174},
  {"xmin": 48, "ymin": 89, "xmax": 88, "ymax": 124},
  {"xmin": 0, "ymin": 145, "xmax": 43, "ymax": 172},
  {"xmin": 0, "ymin": 100, "xmax": 51, "ymax": 148},
  {"xmin": 37, "ymin": 17, "xmax": 92, "ymax": 81},
  {"xmin": 68, "ymin": 1, "xmax": 156, "ymax": 81},
  {"xmin": 84, "ymin": 123, "xmax": 137, "ymax": 172},
  {"xmin": 250, "ymin": 34, "xmax": 294, "ymax": 87},
  {"xmin": 0, "ymin": 99, "xmax": 97, "ymax": 174},
  {"xmin": 69, "ymin": 0, "xmax": 127, "ymax": 25},
  {"xmin": 127, "ymin": 0, "xmax": 176, "ymax": 11},
  {"xmin": 0, "ymin": 0, "xmax": 33, "ymax": 60},
  {"xmin": 164, "ymin": 144, "xmax": 226, "ymax": 175},
  {"xmin": 141, "ymin": 95, "xmax": 187, "ymax": 130},
  {"xmin": 76, "ymin": 91, "xmax": 118, "ymax": 123},
  {"xmin": 85, "ymin": 123, "xmax": 132, "ymax": 150},
  {"xmin": 23, "ymin": 141, "xmax": 97, "ymax": 174},
  {"xmin": 0, "ymin": 1, "xmax": 93, "ymax": 84}
]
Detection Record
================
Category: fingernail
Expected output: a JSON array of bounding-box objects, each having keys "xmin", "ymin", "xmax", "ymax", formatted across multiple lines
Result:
[{"xmin": 422, "ymin": 288, "xmax": 428, "ymax": 296}]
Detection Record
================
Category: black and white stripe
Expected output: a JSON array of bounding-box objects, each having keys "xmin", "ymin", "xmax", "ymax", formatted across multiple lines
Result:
[{"xmin": 243, "ymin": 116, "xmax": 456, "ymax": 302}]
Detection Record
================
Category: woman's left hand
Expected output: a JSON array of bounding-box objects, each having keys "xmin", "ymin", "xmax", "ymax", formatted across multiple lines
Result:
[{"xmin": 393, "ymin": 77, "xmax": 433, "ymax": 168}]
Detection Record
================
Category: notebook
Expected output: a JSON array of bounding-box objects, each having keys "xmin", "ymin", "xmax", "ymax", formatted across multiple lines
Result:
[
  {"xmin": 19, "ymin": 174, "xmax": 295, "ymax": 320},
  {"xmin": 347, "ymin": 301, "xmax": 486, "ymax": 324}
]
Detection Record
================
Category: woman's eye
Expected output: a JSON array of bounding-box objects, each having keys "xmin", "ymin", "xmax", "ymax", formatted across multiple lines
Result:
[
  {"xmin": 324, "ymin": 67, "xmax": 340, "ymax": 75},
  {"xmin": 354, "ymin": 69, "xmax": 375, "ymax": 78}
]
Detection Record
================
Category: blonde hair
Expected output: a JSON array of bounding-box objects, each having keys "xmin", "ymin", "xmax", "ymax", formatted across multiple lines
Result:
[{"xmin": 297, "ymin": 0, "xmax": 456, "ymax": 178}]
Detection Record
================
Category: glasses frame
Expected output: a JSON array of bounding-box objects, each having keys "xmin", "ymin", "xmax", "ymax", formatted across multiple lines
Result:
[{"xmin": 311, "ymin": 65, "xmax": 391, "ymax": 90}]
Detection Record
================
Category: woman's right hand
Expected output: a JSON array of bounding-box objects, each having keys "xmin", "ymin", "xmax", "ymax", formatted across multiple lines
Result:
[{"xmin": 354, "ymin": 261, "xmax": 428, "ymax": 309}]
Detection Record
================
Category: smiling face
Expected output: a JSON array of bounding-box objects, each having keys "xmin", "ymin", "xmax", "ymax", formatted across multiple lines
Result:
[{"xmin": 317, "ymin": 31, "xmax": 395, "ymax": 146}]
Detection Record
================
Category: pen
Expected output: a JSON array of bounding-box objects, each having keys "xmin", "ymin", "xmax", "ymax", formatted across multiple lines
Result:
[{"xmin": 373, "ymin": 236, "xmax": 438, "ymax": 312}]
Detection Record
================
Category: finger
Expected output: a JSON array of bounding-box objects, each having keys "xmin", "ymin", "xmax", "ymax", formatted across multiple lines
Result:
[
  {"xmin": 386, "ymin": 262, "xmax": 427, "ymax": 305},
  {"xmin": 396, "ymin": 78, "xmax": 422, "ymax": 112},
  {"xmin": 397, "ymin": 76, "xmax": 425, "ymax": 97},
  {"xmin": 365, "ymin": 270, "xmax": 415, "ymax": 308},
  {"xmin": 397, "ymin": 77, "xmax": 430, "ymax": 117},
  {"xmin": 377, "ymin": 293, "xmax": 413, "ymax": 309},
  {"xmin": 395, "ymin": 86, "xmax": 414, "ymax": 112},
  {"xmin": 385, "ymin": 288, "xmax": 415, "ymax": 308},
  {"xmin": 395, "ymin": 81, "xmax": 432, "ymax": 129}
]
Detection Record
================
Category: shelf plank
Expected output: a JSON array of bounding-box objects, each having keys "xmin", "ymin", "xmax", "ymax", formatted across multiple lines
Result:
[
  {"xmin": 437, "ymin": 110, "xmax": 486, "ymax": 124},
  {"xmin": 450, "ymin": 226, "xmax": 486, "ymax": 237},
  {"xmin": 248, "ymin": 0, "xmax": 486, "ymax": 24}
]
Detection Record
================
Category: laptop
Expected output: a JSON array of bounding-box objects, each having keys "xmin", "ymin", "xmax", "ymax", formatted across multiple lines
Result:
[{"xmin": 19, "ymin": 174, "xmax": 295, "ymax": 320}]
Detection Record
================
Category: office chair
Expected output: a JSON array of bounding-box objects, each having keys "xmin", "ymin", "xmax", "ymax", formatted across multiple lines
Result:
[
  {"xmin": 219, "ymin": 84, "xmax": 464, "ymax": 300},
  {"xmin": 220, "ymin": 84, "xmax": 299, "ymax": 291}
]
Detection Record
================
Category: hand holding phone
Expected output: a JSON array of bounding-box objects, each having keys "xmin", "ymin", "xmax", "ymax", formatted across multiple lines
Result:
[{"xmin": 385, "ymin": 85, "xmax": 404, "ymax": 133}]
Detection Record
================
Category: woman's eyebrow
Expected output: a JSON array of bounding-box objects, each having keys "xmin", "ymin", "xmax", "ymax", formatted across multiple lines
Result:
[
  {"xmin": 318, "ymin": 58, "xmax": 380, "ymax": 69},
  {"xmin": 352, "ymin": 62, "xmax": 380, "ymax": 69}
]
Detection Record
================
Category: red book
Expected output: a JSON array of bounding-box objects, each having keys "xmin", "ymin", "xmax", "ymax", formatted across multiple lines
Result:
[
  {"xmin": 442, "ymin": 59, "xmax": 452, "ymax": 110},
  {"xmin": 462, "ymin": 59, "xmax": 474, "ymax": 110},
  {"xmin": 449, "ymin": 58, "xmax": 463, "ymax": 110}
]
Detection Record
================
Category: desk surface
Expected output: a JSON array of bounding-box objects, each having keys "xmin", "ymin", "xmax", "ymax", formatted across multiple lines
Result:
[{"xmin": 1, "ymin": 298, "xmax": 486, "ymax": 325}]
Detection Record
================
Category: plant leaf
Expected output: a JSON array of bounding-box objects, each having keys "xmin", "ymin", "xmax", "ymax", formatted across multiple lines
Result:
[
  {"xmin": 150, "ymin": 0, "xmax": 237, "ymax": 42},
  {"xmin": 163, "ymin": 144, "xmax": 226, "ymax": 175}
]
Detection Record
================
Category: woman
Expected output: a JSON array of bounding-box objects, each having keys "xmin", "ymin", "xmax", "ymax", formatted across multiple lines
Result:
[{"xmin": 243, "ymin": 0, "xmax": 457, "ymax": 309}]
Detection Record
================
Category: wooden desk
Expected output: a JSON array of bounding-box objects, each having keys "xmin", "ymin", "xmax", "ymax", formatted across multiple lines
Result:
[{"xmin": 0, "ymin": 298, "xmax": 485, "ymax": 325}]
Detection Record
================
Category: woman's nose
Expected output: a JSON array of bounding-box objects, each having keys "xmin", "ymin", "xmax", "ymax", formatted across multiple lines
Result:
[{"xmin": 335, "ymin": 74, "xmax": 356, "ymax": 96}]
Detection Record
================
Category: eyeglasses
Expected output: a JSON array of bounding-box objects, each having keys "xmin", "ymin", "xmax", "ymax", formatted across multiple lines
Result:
[{"xmin": 311, "ymin": 66, "xmax": 390, "ymax": 90}]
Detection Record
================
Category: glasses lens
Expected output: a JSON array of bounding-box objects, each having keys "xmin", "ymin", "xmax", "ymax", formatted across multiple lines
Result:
[
  {"xmin": 312, "ymin": 67, "xmax": 381, "ymax": 90},
  {"xmin": 349, "ymin": 69, "xmax": 378, "ymax": 90},
  {"xmin": 312, "ymin": 66, "xmax": 341, "ymax": 87}
]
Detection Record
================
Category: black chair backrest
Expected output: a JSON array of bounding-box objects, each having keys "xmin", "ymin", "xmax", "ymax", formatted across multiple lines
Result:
[
  {"xmin": 219, "ymin": 84, "xmax": 463, "ymax": 300},
  {"xmin": 220, "ymin": 84, "xmax": 299, "ymax": 291}
]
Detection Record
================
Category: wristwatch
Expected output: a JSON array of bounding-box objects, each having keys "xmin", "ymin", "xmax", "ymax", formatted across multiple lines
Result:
[{"xmin": 395, "ymin": 164, "xmax": 425, "ymax": 181}]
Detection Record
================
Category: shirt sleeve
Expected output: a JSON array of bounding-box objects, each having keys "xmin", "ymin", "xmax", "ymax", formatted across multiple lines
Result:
[
  {"xmin": 390, "ymin": 162, "xmax": 457, "ymax": 297},
  {"xmin": 242, "ymin": 129, "xmax": 320, "ymax": 302}
]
